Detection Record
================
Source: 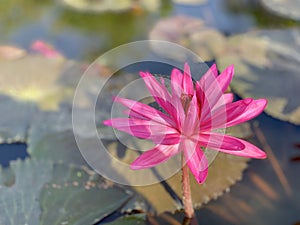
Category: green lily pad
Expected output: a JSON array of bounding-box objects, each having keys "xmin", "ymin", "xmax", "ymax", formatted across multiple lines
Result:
[
  {"xmin": 261, "ymin": 0, "xmax": 300, "ymax": 21},
  {"xmin": 149, "ymin": 16, "xmax": 300, "ymax": 125},
  {"xmin": 105, "ymin": 214, "xmax": 147, "ymax": 225},
  {"xmin": 0, "ymin": 52, "xmax": 106, "ymax": 144},
  {"xmin": 0, "ymin": 45, "xmax": 26, "ymax": 60},
  {"xmin": 28, "ymin": 130, "xmax": 87, "ymax": 166},
  {"xmin": 226, "ymin": 122, "xmax": 253, "ymax": 139},
  {"xmin": 0, "ymin": 54, "xmax": 78, "ymax": 143},
  {"xmin": 217, "ymin": 29, "xmax": 300, "ymax": 125},
  {"xmin": 0, "ymin": 159, "xmax": 53, "ymax": 225},
  {"xmin": 173, "ymin": 0, "xmax": 207, "ymax": 5},
  {"xmin": 40, "ymin": 163, "xmax": 132, "ymax": 225},
  {"xmin": 137, "ymin": 153, "xmax": 248, "ymax": 213},
  {"xmin": 105, "ymin": 139, "xmax": 249, "ymax": 213},
  {"xmin": 149, "ymin": 15, "xmax": 226, "ymax": 62},
  {"xmin": 0, "ymin": 158, "xmax": 132, "ymax": 225},
  {"xmin": 0, "ymin": 55, "xmax": 71, "ymax": 111},
  {"xmin": 0, "ymin": 96, "xmax": 37, "ymax": 143},
  {"xmin": 93, "ymin": 70, "xmax": 251, "ymax": 213},
  {"xmin": 194, "ymin": 116, "xmax": 300, "ymax": 224},
  {"xmin": 58, "ymin": 0, "xmax": 161, "ymax": 13}
]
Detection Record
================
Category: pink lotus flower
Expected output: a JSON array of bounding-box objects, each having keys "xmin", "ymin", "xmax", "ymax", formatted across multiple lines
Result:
[
  {"xmin": 103, "ymin": 63, "xmax": 267, "ymax": 184},
  {"xmin": 31, "ymin": 40, "xmax": 61, "ymax": 58}
]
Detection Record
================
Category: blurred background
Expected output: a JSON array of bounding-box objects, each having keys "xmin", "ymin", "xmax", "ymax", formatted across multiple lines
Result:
[{"xmin": 0, "ymin": 0, "xmax": 300, "ymax": 225}]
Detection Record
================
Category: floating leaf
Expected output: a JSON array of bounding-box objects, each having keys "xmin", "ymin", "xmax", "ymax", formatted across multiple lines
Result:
[
  {"xmin": 226, "ymin": 122, "xmax": 253, "ymax": 139},
  {"xmin": 0, "ymin": 45, "xmax": 26, "ymax": 60},
  {"xmin": 31, "ymin": 40, "xmax": 63, "ymax": 58},
  {"xmin": 27, "ymin": 107, "xmax": 98, "ymax": 166},
  {"xmin": 58, "ymin": 0, "xmax": 161, "ymax": 13},
  {"xmin": 0, "ymin": 159, "xmax": 53, "ymax": 225},
  {"xmin": 149, "ymin": 15, "xmax": 227, "ymax": 62},
  {"xmin": 105, "ymin": 139, "xmax": 249, "ymax": 213},
  {"xmin": 153, "ymin": 115, "xmax": 300, "ymax": 224},
  {"xmin": 28, "ymin": 130, "xmax": 87, "ymax": 166},
  {"xmin": 173, "ymin": 0, "xmax": 207, "ymax": 5},
  {"xmin": 260, "ymin": 0, "xmax": 300, "ymax": 21},
  {"xmin": 197, "ymin": 116, "xmax": 300, "ymax": 225},
  {"xmin": 0, "ymin": 96, "xmax": 37, "ymax": 143},
  {"xmin": 217, "ymin": 29, "xmax": 300, "ymax": 125},
  {"xmin": 150, "ymin": 17, "xmax": 300, "ymax": 124},
  {"xmin": 105, "ymin": 214, "xmax": 147, "ymax": 225},
  {"xmin": 0, "ymin": 158, "xmax": 132, "ymax": 225},
  {"xmin": 40, "ymin": 163, "xmax": 132, "ymax": 225},
  {"xmin": 0, "ymin": 52, "xmax": 103, "ymax": 143},
  {"xmin": 0, "ymin": 55, "xmax": 71, "ymax": 110},
  {"xmin": 139, "ymin": 154, "xmax": 248, "ymax": 213},
  {"xmin": 94, "ymin": 71, "xmax": 251, "ymax": 213}
]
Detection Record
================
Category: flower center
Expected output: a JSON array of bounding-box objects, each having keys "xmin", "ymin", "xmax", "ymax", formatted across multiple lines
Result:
[{"xmin": 180, "ymin": 93, "xmax": 193, "ymax": 115}]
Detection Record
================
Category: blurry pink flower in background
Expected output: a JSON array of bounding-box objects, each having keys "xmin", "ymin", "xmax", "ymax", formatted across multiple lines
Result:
[
  {"xmin": 30, "ymin": 40, "xmax": 62, "ymax": 58},
  {"xmin": 104, "ymin": 63, "xmax": 267, "ymax": 184}
]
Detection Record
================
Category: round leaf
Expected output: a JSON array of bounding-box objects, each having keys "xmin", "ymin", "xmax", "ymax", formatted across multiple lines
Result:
[
  {"xmin": 261, "ymin": 0, "xmax": 300, "ymax": 21},
  {"xmin": 217, "ymin": 29, "xmax": 300, "ymax": 125}
]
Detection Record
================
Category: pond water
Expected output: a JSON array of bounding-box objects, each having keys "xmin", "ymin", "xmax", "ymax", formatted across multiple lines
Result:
[
  {"xmin": 1, "ymin": 0, "xmax": 299, "ymax": 61},
  {"xmin": 0, "ymin": 0, "xmax": 300, "ymax": 225}
]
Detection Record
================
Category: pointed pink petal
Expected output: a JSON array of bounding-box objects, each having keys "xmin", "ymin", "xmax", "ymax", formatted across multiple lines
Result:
[
  {"xmin": 197, "ymin": 65, "xmax": 235, "ymax": 122},
  {"xmin": 182, "ymin": 95, "xmax": 200, "ymax": 136},
  {"xmin": 183, "ymin": 63, "xmax": 194, "ymax": 95},
  {"xmin": 139, "ymin": 71, "xmax": 173, "ymax": 115},
  {"xmin": 182, "ymin": 139, "xmax": 208, "ymax": 184},
  {"xmin": 170, "ymin": 92, "xmax": 186, "ymax": 129},
  {"xmin": 130, "ymin": 144, "xmax": 180, "ymax": 169},
  {"xmin": 226, "ymin": 99, "xmax": 267, "ymax": 127},
  {"xmin": 140, "ymin": 71, "xmax": 187, "ymax": 129},
  {"xmin": 197, "ymin": 70, "xmax": 224, "ymax": 121},
  {"xmin": 223, "ymin": 93, "xmax": 234, "ymax": 104},
  {"xmin": 196, "ymin": 64, "xmax": 218, "ymax": 105},
  {"xmin": 31, "ymin": 40, "xmax": 61, "ymax": 58},
  {"xmin": 212, "ymin": 93, "xmax": 234, "ymax": 112},
  {"xmin": 170, "ymin": 63, "xmax": 194, "ymax": 97},
  {"xmin": 202, "ymin": 98, "xmax": 267, "ymax": 130},
  {"xmin": 114, "ymin": 97, "xmax": 176, "ymax": 127},
  {"xmin": 168, "ymin": 73, "xmax": 187, "ymax": 129},
  {"xmin": 171, "ymin": 68, "xmax": 184, "ymax": 96},
  {"xmin": 197, "ymin": 132, "xmax": 245, "ymax": 151},
  {"xmin": 201, "ymin": 98, "xmax": 253, "ymax": 131},
  {"xmin": 203, "ymin": 134, "xmax": 267, "ymax": 159},
  {"xmin": 199, "ymin": 64, "xmax": 218, "ymax": 85},
  {"xmin": 208, "ymin": 64, "xmax": 218, "ymax": 77},
  {"xmin": 103, "ymin": 118, "xmax": 180, "ymax": 145},
  {"xmin": 216, "ymin": 65, "xmax": 234, "ymax": 93}
]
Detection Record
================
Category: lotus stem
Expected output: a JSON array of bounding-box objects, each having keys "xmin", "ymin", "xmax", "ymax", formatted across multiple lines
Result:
[{"xmin": 182, "ymin": 153, "xmax": 194, "ymax": 219}]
